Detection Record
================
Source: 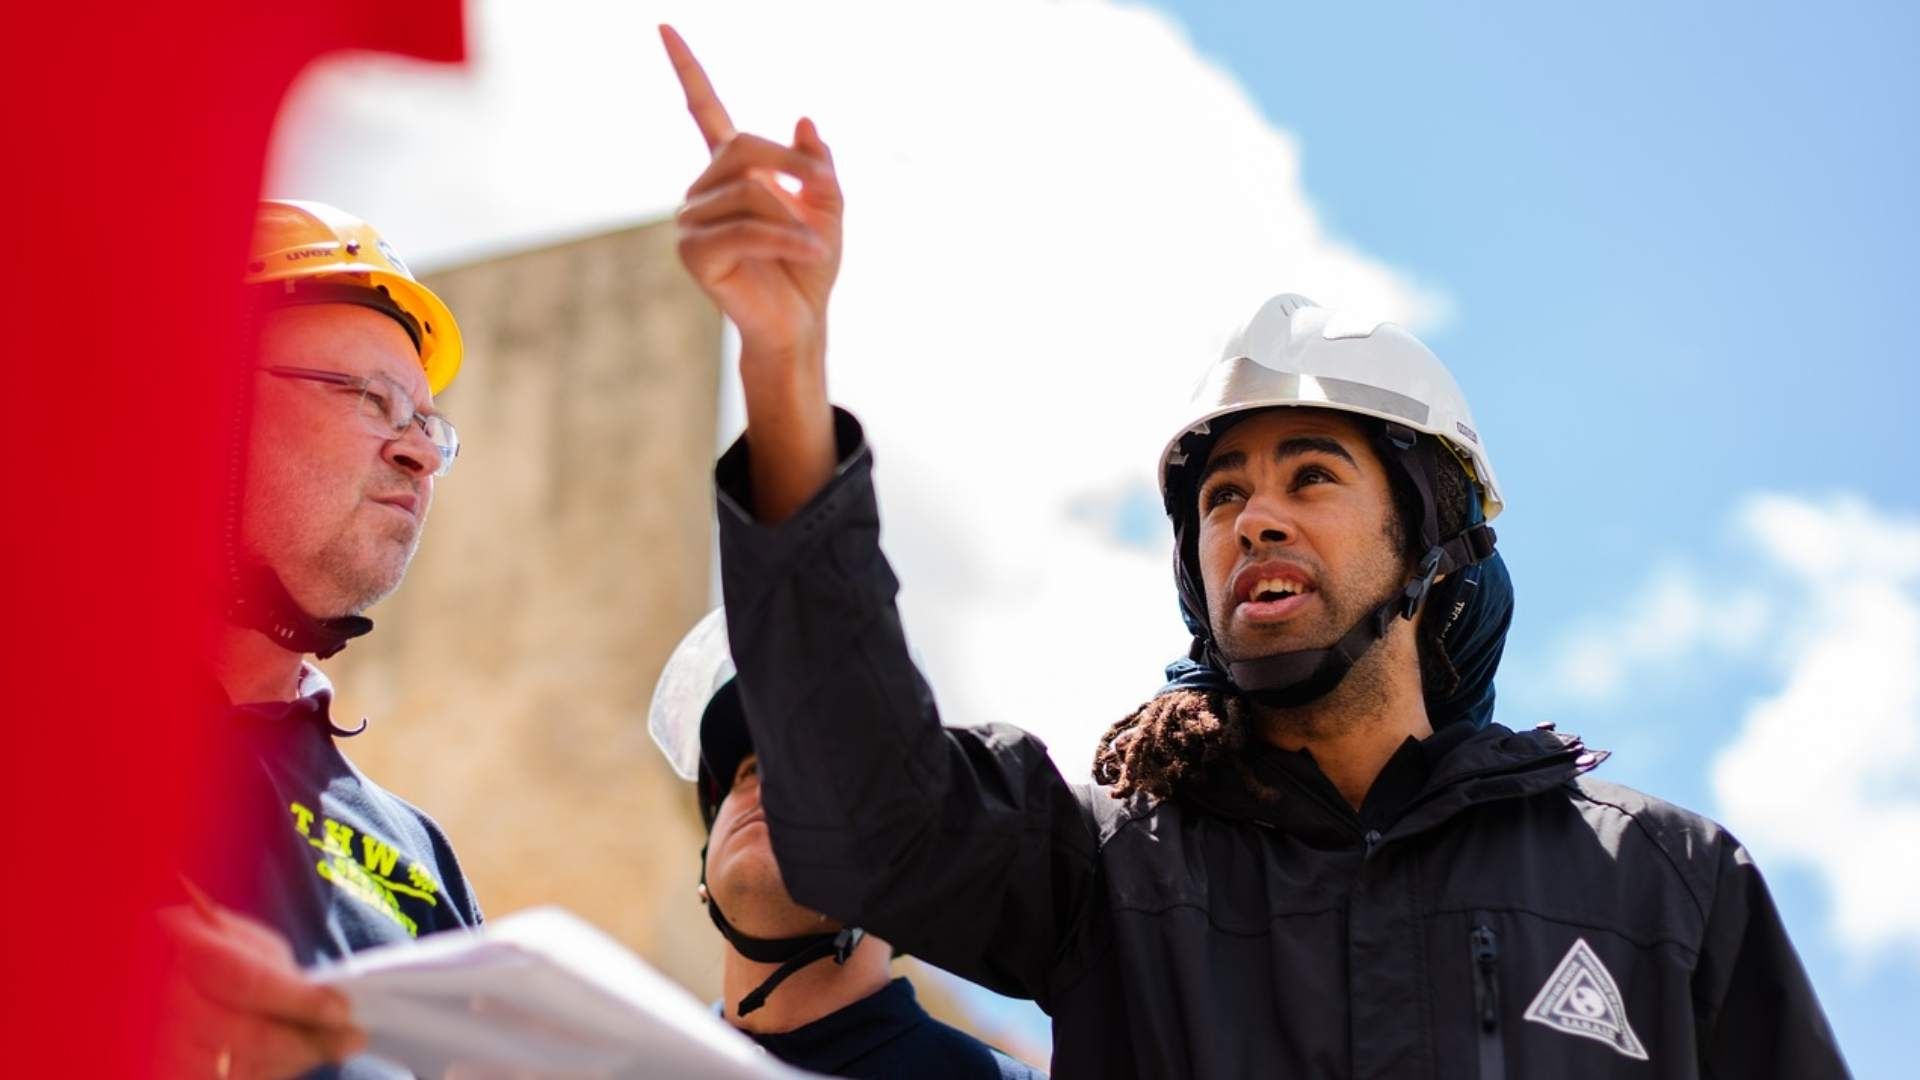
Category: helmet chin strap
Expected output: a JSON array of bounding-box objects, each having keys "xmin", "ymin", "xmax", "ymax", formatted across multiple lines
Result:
[
  {"xmin": 1224, "ymin": 544, "xmax": 1452, "ymax": 709},
  {"xmin": 224, "ymin": 561, "xmax": 372, "ymax": 662},
  {"xmin": 700, "ymin": 869, "xmax": 865, "ymax": 1018}
]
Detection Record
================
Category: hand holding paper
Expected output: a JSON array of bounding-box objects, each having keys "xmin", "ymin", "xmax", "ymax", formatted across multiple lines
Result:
[{"xmin": 314, "ymin": 907, "xmax": 806, "ymax": 1079}]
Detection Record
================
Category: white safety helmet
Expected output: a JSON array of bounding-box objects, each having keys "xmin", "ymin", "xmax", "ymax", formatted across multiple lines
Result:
[
  {"xmin": 648, "ymin": 607, "xmax": 736, "ymax": 785},
  {"xmin": 1161, "ymin": 293, "xmax": 1502, "ymax": 521},
  {"xmin": 1159, "ymin": 293, "xmax": 1503, "ymax": 707}
]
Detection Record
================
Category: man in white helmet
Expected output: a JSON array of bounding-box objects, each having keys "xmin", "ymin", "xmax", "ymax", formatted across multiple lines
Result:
[
  {"xmin": 647, "ymin": 610, "xmax": 1044, "ymax": 1078},
  {"xmin": 156, "ymin": 200, "xmax": 480, "ymax": 1080},
  {"xmin": 663, "ymin": 27, "xmax": 1847, "ymax": 1079}
]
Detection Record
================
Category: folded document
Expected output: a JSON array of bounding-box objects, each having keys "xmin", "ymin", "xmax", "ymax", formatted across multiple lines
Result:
[{"xmin": 314, "ymin": 906, "xmax": 804, "ymax": 1079}]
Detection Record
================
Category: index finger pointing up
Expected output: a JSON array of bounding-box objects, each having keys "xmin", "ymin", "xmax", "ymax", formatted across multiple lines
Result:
[{"xmin": 659, "ymin": 24, "xmax": 736, "ymax": 153}]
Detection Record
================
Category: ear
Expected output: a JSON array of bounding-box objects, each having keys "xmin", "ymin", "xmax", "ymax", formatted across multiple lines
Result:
[{"xmin": 697, "ymin": 883, "xmax": 710, "ymax": 905}]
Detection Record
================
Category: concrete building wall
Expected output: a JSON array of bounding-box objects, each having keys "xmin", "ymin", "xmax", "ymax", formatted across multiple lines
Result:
[{"xmin": 322, "ymin": 219, "xmax": 725, "ymax": 991}]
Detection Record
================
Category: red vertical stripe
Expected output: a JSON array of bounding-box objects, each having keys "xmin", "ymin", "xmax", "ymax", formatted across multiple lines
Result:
[{"xmin": 0, "ymin": 3, "xmax": 464, "ymax": 1072}]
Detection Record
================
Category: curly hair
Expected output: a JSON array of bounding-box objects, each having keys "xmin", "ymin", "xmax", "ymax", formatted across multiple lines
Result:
[
  {"xmin": 1091, "ymin": 688, "xmax": 1260, "ymax": 800},
  {"xmin": 1095, "ymin": 438, "xmax": 1473, "ymax": 801}
]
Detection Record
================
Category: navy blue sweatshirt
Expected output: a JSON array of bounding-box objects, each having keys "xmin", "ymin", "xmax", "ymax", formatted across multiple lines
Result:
[
  {"xmin": 203, "ymin": 666, "xmax": 481, "ymax": 1079},
  {"xmin": 750, "ymin": 977, "xmax": 1044, "ymax": 1078}
]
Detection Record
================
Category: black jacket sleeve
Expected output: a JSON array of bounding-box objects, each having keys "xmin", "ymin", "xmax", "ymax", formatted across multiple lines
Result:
[
  {"xmin": 1693, "ymin": 840, "xmax": 1850, "ymax": 1078},
  {"xmin": 714, "ymin": 409, "xmax": 1101, "ymax": 1005}
]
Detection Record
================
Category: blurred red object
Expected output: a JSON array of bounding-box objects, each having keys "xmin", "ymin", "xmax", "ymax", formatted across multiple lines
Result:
[{"xmin": 0, "ymin": 3, "xmax": 463, "ymax": 1073}]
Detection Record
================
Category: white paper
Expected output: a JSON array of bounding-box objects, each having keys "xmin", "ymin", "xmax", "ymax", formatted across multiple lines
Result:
[{"xmin": 313, "ymin": 906, "xmax": 807, "ymax": 1079}]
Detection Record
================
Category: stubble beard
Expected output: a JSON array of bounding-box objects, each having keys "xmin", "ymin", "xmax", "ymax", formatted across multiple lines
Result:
[
  {"xmin": 710, "ymin": 843, "xmax": 829, "ymax": 941},
  {"xmin": 311, "ymin": 511, "xmax": 421, "ymax": 616},
  {"xmin": 1215, "ymin": 529, "xmax": 1413, "ymax": 744},
  {"xmin": 1251, "ymin": 608, "xmax": 1402, "ymax": 744}
]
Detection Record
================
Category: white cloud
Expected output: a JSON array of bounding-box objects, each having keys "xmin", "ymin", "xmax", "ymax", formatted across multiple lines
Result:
[
  {"xmin": 1711, "ymin": 494, "xmax": 1920, "ymax": 961},
  {"xmin": 1530, "ymin": 565, "xmax": 1769, "ymax": 705},
  {"xmin": 1525, "ymin": 493, "xmax": 1920, "ymax": 960},
  {"xmin": 270, "ymin": 0, "xmax": 1444, "ymax": 776}
]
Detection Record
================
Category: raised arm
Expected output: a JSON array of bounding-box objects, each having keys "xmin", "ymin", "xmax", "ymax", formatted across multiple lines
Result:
[
  {"xmin": 661, "ymin": 24, "xmax": 839, "ymax": 524},
  {"xmin": 663, "ymin": 27, "xmax": 1102, "ymax": 1003}
]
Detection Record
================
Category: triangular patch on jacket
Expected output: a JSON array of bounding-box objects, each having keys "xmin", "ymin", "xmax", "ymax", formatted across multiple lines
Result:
[{"xmin": 1523, "ymin": 937, "xmax": 1649, "ymax": 1061}]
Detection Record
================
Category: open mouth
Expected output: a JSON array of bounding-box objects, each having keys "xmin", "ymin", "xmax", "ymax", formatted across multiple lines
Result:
[
  {"xmin": 1249, "ymin": 579, "xmax": 1305, "ymax": 603},
  {"xmin": 1233, "ymin": 564, "xmax": 1319, "ymax": 622}
]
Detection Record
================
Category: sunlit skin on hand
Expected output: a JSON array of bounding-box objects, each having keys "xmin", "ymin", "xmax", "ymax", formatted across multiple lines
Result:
[{"xmin": 661, "ymin": 24, "xmax": 842, "ymax": 524}]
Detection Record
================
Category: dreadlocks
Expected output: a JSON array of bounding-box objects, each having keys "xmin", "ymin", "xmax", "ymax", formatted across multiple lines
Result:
[
  {"xmin": 1093, "ymin": 435, "xmax": 1474, "ymax": 802},
  {"xmin": 1092, "ymin": 688, "xmax": 1259, "ymax": 800}
]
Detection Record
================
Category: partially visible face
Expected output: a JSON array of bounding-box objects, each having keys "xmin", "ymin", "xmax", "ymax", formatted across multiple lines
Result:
[
  {"xmin": 704, "ymin": 753, "xmax": 838, "ymax": 940},
  {"xmin": 1195, "ymin": 408, "xmax": 1409, "ymax": 663},
  {"xmin": 244, "ymin": 304, "xmax": 439, "ymax": 618}
]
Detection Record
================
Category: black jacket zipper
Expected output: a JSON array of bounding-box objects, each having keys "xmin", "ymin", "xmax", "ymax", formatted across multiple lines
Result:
[{"xmin": 1471, "ymin": 921, "xmax": 1507, "ymax": 1080}]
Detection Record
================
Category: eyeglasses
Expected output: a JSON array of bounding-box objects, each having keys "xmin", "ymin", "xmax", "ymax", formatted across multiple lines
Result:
[{"xmin": 263, "ymin": 366, "xmax": 460, "ymax": 477}]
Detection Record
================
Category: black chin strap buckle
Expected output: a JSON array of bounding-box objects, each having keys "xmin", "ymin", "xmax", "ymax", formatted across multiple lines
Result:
[
  {"xmin": 734, "ymin": 927, "xmax": 867, "ymax": 1019},
  {"xmin": 1459, "ymin": 523, "xmax": 1497, "ymax": 565},
  {"xmin": 1400, "ymin": 547, "xmax": 1445, "ymax": 620}
]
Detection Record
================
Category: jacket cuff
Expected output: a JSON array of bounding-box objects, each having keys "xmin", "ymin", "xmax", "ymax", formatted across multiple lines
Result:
[
  {"xmin": 714, "ymin": 407, "xmax": 886, "ymax": 620},
  {"xmin": 715, "ymin": 405, "xmax": 870, "ymax": 529}
]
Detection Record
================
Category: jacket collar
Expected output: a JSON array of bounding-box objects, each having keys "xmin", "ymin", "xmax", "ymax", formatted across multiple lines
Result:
[
  {"xmin": 225, "ymin": 662, "xmax": 360, "ymax": 738},
  {"xmin": 295, "ymin": 662, "xmax": 333, "ymax": 700},
  {"xmin": 1385, "ymin": 723, "xmax": 1602, "ymax": 842},
  {"xmin": 1179, "ymin": 722, "xmax": 1602, "ymax": 845}
]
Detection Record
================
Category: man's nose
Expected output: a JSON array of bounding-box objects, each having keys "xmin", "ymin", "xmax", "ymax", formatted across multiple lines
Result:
[
  {"xmin": 1236, "ymin": 493, "xmax": 1295, "ymax": 553},
  {"xmin": 383, "ymin": 424, "xmax": 438, "ymax": 478}
]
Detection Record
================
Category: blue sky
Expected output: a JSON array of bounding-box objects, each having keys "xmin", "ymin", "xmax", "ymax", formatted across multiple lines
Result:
[
  {"xmin": 277, "ymin": 1, "xmax": 1917, "ymax": 1072},
  {"xmin": 1158, "ymin": 0, "xmax": 1916, "ymax": 561},
  {"xmin": 1145, "ymin": 2, "xmax": 1919, "ymax": 1074}
]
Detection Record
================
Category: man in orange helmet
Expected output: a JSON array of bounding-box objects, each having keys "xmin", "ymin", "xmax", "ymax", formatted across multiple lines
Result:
[{"xmin": 157, "ymin": 200, "xmax": 477, "ymax": 1080}]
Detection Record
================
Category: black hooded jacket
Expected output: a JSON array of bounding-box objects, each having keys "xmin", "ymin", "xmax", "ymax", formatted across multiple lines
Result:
[{"xmin": 714, "ymin": 411, "xmax": 1848, "ymax": 1079}]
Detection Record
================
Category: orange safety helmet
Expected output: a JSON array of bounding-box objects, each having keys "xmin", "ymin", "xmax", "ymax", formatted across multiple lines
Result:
[{"xmin": 245, "ymin": 199, "xmax": 463, "ymax": 395}]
